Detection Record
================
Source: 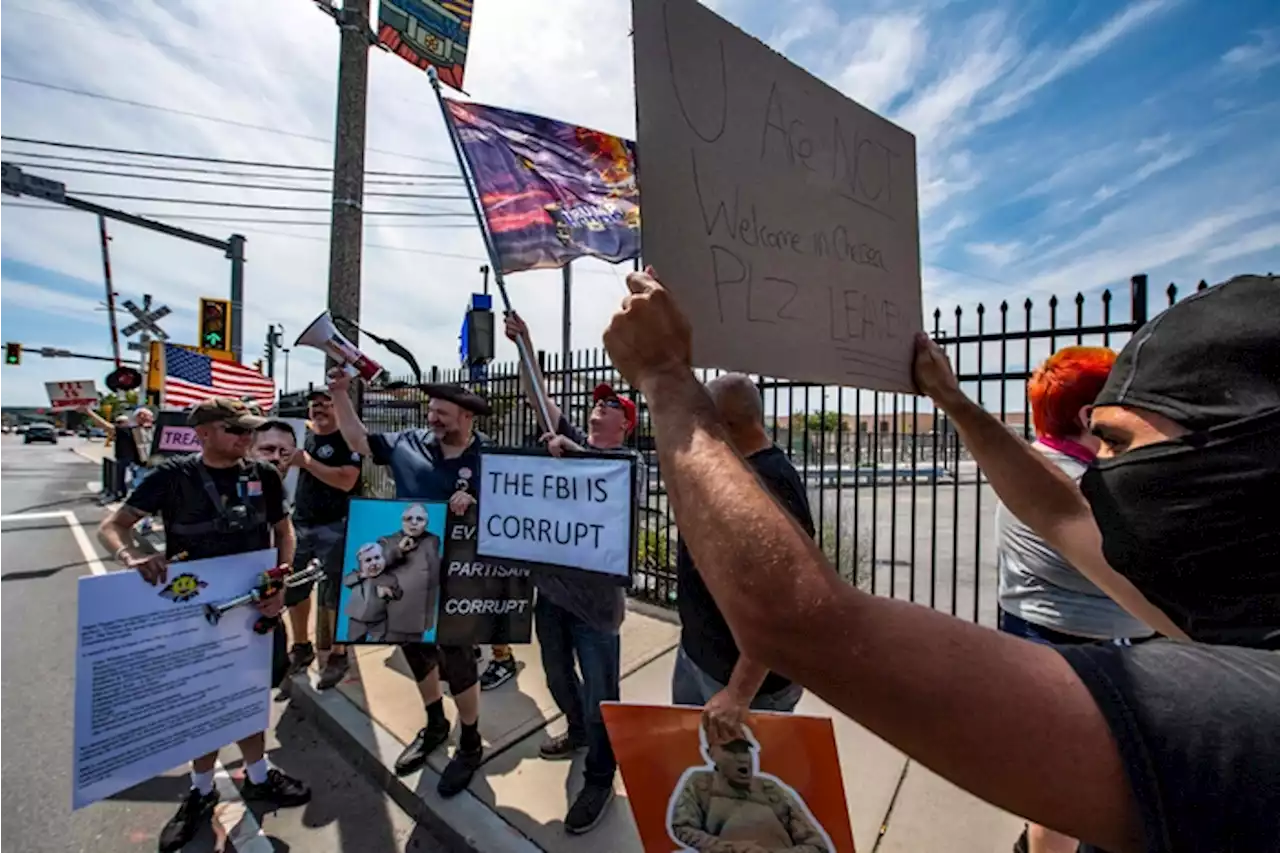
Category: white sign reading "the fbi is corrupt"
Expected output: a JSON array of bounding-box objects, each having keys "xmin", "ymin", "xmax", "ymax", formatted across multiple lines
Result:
[{"xmin": 476, "ymin": 449, "xmax": 636, "ymax": 583}]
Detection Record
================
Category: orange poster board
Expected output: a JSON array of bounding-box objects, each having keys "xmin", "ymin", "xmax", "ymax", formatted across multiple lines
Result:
[{"xmin": 602, "ymin": 703, "xmax": 857, "ymax": 852}]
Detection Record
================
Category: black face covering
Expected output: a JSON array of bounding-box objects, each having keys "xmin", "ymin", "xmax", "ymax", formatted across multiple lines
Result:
[{"xmin": 1079, "ymin": 409, "xmax": 1280, "ymax": 649}]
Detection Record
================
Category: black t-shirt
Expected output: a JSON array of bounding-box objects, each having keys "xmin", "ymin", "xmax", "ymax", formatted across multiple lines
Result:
[
  {"xmin": 127, "ymin": 454, "xmax": 286, "ymax": 560},
  {"xmin": 1058, "ymin": 640, "xmax": 1280, "ymax": 852},
  {"xmin": 678, "ymin": 446, "xmax": 815, "ymax": 695},
  {"xmin": 293, "ymin": 430, "xmax": 362, "ymax": 526}
]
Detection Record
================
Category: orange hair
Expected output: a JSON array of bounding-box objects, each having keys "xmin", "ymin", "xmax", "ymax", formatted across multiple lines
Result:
[{"xmin": 1028, "ymin": 346, "xmax": 1117, "ymax": 439}]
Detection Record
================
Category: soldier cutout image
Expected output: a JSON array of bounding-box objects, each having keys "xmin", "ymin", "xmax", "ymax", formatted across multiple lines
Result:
[{"xmin": 667, "ymin": 722, "xmax": 833, "ymax": 853}]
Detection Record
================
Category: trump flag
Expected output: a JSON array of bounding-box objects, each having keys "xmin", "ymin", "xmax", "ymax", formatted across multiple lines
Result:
[{"xmin": 443, "ymin": 100, "xmax": 641, "ymax": 274}]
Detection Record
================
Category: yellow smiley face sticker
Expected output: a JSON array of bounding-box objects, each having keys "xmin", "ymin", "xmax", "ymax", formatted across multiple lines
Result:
[{"xmin": 159, "ymin": 572, "xmax": 209, "ymax": 603}]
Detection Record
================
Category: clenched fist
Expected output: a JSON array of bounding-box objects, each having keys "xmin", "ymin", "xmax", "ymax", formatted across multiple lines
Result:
[
  {"xmin": 603, "ymin": 267, "xmax": 693, "ymax": 391},
  {"xmin": 911, "ymin": 331, "xmax": 960, "ymax": 403}
]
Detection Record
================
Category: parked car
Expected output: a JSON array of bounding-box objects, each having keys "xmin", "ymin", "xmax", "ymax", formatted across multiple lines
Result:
[
  {"xmin": 88, "ymin": 428, "xmax": 106, "ymax": 439},
  {"xmin": 24, "ymin": 423, "xmax": 58, "ymax": 444}
]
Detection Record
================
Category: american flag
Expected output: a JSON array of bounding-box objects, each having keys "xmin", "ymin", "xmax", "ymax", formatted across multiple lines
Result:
[{"xmin": 162, "ymin": 344, "xmax": 276, "ymax": 411}]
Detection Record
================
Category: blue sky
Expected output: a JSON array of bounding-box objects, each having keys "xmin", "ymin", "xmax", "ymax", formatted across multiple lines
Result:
[{"xmin": 2, "ymin": 0, "xmax": 1277, "ymax": 406}]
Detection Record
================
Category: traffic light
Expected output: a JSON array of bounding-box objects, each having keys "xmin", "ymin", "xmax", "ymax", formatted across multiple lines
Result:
[
  {"xmin": 4, "ymin": 342, "xmax": 20, "ymax": 365},
  {"xmin": 199, "ymin": 298, "xmax": 231, "ymax": 351}
]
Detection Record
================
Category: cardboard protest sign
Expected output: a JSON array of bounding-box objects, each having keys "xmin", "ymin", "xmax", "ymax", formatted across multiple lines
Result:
[
  {"xmin": 632, "ymin": 0, "xmax": 922, "ymax": 392},
  {"xmin": 336, "ymin": 498, "xmax": 448, "ymax": 644},
  {"xmin": 73, "ymin": 550, "xmax": 275, "ymax": 809},
  {"xmin": 476, "ymin": 448, "xmax": 637, "ymax": 584},
  {"xmin": 46, "ymin": 380, "xmax": 98, "ymax": 411},
  {"xmin": 435, "ymin": 509, "xmax": 534, "ymax": 645},
  {"xmin": 603, "ymin": 703, "xmax": 857, "ymax": 852}
]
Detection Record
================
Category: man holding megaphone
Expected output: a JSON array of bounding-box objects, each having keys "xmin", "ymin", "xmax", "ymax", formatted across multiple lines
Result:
[{"xmin": 326, "ymin": 369, "xmax": 492, "ymax": 800}]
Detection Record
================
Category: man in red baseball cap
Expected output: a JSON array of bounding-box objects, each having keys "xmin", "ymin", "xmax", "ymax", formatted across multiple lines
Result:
[{"xmin": 504, "ymin": 312, "xmax": 646, "ymax": 834}]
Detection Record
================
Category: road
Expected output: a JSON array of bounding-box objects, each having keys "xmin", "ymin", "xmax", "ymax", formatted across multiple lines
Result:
[{"xmin": 0, "ymin": 436, "xmax": 450, "ymax": 853}]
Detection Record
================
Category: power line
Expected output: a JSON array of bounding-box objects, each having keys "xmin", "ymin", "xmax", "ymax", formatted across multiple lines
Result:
[
  {"xmin": 0, "ymin": 136, "xmax": 461, "ymax": 179},
  {"xmin": 0, "ymin": 149, "xmax": 462, "ymax": 186},
  {"xmin": 1, "ymin": 202, "xmax": 475, "ymax": 228},
  {"xmin": 66, "ymin": 192, "xmax": 474, "ymax": 215},
  {"xmin": 0, "ymin": 161, "xmax": 471, "ymax": 198},
  {"xmin": 0, "ymin": 76, "xmax": 455, "ymax": 167}
]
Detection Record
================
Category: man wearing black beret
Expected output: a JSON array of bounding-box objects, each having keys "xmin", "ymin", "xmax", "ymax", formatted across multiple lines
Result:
[{"xmin": 328, "ymin": 373, "xmax": 492, "ymax": 799}]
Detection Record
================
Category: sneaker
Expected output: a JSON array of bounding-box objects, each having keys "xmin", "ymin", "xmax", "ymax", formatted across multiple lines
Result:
[
  {"xmin": 394, "ymin": 719, "xmax": 451, "ymax": 776},
  {"xmin": 315, "ymin": 652, "xmax": 349, "ymax": 690},
  {"xmin": 539, "ymin": 731, "xmax": 586, "ymax": 761},
  {"xmin": 437, "ymin": 747, "xmax": 483, "ymax": 798},
  {"xmin": 479, "ymin": 657, "xmax": 517, "ymax": 691},
  {"xmin": 240, "ymin": 768, "xmax": 311, "ymax": 808},
  {"xmin": 287, "ymin": 642, "xmax": 316, "ymax": 676},
  {"xmin": 157, "ymin": 787, "xmax": 219, "ymax": 852},
  {"xmin": 565, "ymin": 782, "xmax": 615, "ymax": 834}
]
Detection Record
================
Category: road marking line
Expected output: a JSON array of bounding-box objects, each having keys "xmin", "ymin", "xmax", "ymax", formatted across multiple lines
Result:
[
  {"xmin": 64, "ymin": 511, "xmax": 109, "ymax": 577},
  {"xmin": 212, "ymin": 761, "xmax": 272, "ymax": 853},
  {"xmin": 0, "ymin": 510, "xmax": 108, "ymax": 576},
  {"xmin": 0, "ymin": 511, "xmax": 75, "ymax": 522}
]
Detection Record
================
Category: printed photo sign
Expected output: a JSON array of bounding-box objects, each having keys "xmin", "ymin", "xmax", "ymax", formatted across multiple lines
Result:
[
  {"xmin": 602, "ymin": 703, "xmax": 857, "ymax": 852},
  {"xmin": 476, "ymin": 448, "xmax": 637, "ymax": 584},
  {"xmin": 336, "ymin": 498, "xmax": 448, "ymax": 644}
]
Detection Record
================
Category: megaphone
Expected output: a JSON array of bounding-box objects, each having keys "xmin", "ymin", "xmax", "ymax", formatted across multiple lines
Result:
[{"xmin": 296, "ymin": 312, "xmax": 387, "ymax": 383}]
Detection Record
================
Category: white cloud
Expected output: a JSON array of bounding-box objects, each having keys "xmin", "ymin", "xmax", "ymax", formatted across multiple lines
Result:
[
  {"xmin": 965, "ymin": 241, "xmax": 1021, "ymax": 267},
  {"xmin": 1220, "ymin": 29, "xmax": 1280, "ymax": 76}
]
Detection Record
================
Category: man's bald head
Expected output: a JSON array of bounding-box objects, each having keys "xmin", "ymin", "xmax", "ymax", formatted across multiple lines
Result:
[{"xmin": 706, "ymin": 373, "xmax": 764, "ymax": 432}]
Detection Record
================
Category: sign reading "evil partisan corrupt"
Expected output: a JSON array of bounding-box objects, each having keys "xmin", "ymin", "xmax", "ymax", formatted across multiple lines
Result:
[
  {"xmin": 476, "ymin": 449, "xmax": 637, "ymax": 584},
  {"xmin": 632, "ymin": 0, "xmax": 923, "ymax": 393}
]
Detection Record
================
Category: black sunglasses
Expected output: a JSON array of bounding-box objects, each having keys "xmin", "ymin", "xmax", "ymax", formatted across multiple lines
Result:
[
  {"xmin": 598, "ymin": 398, "xmax": 623, "ymax": 411},
  {"xmin": 222, "ymin": 424, "xmax": 251, "ymax": 436}
]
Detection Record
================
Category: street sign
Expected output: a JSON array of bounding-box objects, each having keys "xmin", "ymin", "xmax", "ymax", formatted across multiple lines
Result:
[
  {"xmin": 120, "ymin": 298, "xmax": 171, "ymax": 340},
  {"xmin": 1, "ymin": 163, "xmax": 66, "ymax": 203},
  {"xmin": 45, "ymin": 380, "xmax": 99, "ymax": 411},
  {"xmin": 39, "ymin": 347, "xmax": 73, "ymax": 357}
]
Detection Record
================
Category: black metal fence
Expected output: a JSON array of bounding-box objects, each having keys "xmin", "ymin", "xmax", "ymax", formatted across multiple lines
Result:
[{"xmin": 355, "ymin": 273, "xmax": 1205, "ymax": 626}]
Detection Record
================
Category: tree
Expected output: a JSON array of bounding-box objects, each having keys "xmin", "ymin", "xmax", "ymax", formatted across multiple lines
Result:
[{"xmin": 790, "ymin": 411, "xmax": 846, "ymax": 433}]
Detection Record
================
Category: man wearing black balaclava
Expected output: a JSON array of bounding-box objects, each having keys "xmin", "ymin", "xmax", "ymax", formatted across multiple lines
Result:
[{"xmin": 602, "ymin": 268, "xmax": 1278, "ymax": 853}]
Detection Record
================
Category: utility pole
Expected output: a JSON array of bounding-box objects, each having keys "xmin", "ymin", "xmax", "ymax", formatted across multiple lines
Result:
[
  {"xmin": 228, "ymin": 233, "xmax": 246, "ymax": 363},
  {"xmin": 324, "ymin": 0, "xmax": 373, "ymax": 379},
  {"xmin": 98, "ymin": 216, "xmax": 122, "ymax": 367}
]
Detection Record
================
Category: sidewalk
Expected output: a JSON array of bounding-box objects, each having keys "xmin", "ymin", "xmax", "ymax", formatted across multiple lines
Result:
[{"xmin": 285, "ymin": 600, "xmax": 1024, "ymax": 852}]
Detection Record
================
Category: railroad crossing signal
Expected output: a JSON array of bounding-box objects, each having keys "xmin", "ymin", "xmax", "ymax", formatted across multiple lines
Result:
[
  {"xmin": 120, "ymin": 295, "xmax": 171, "ymax": 340},
  {"xmin": 199, "ymin": 297, "xmax": 232, "ymax": 351},
  {"xmin": 4, "ymin": 342, "xmax": 20, "ymax": 365}
]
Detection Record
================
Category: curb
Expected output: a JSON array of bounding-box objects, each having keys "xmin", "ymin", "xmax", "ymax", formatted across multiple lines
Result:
[{"xmin": 283, "ymin": 672, "xmax": 544, "ymax": 853}]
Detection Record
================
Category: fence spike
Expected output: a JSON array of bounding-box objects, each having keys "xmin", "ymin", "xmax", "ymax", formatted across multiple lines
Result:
[
  {"xmin": 1197, "ymin": 279, "xmax": 1208, "ymax": 291},
  {"xmin": 999, "ymin": 299, "xmax": 1008, "ymax": 312},
  {"xmin": 976, "ymin": 302, "xmax": 986, "ymax": 315},
  {"xmin": 933, "ymin": 307, "xmax": 942, "ymax": 321},
  {"xmin": 1074, "ymin": 292, "xmax": 1085, "ymax": 306},
  {"xmin": 1023, "ymin": 297, "xmax": 1033, "ymax": 310},
  {"xmin": 1049, "ymin": 294, "xmax": 1059, "ymax": 309},
  {"xmin": 1166, "ymin": 282, "xmax": 1178, "ymax": 304},
  {"xmin": 1101, "ymin": 289, "xmax": 1112, "ymax": 303}
]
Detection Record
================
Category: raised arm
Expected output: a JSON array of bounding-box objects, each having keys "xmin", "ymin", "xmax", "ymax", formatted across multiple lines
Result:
[
  {"xmin": 912, "ymin": 334, "xmax": 1184, "ymax": 640},
  {"xmin": 603, "ymin": 271, "xmax": 1144, "ymax": 853},
  {"xmin": 325, "ymin": 370, "xmax": 372, "ymax": 457},
  {"xmin": 503, "ymin": 311, "xmax": 562, "ymax": 429},
  {"xmin": 80, "ymin": 407, "xmax": 116, "ymax": 433}
]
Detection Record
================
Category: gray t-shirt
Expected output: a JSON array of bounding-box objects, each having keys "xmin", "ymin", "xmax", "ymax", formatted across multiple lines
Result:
[
  {"xmin": 531, "ymin": 415, "xmax": 644, "ymax": 635},
  {"xmin": 996, "ymin": 442, "xmax": 1153, "ymax": 640}
]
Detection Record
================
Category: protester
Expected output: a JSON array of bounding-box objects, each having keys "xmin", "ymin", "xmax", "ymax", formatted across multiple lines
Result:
[
  {"xmin": 83, "ymin": 406, "xmax": 155, "ymax": 501},
  {"xmin": 281, "ymin": 390, "xmax": 362, "ymax": 688},
  {"xmin": 506, "ymin": 311, "xmax": 645, "ymax": 834},
  {"xmin": 673, "ymin": 373, "xmax": 814, "ymax": 742},
  {"xmin": 97, "ymin": 398, "xmax": 309, "ymax": 852},
  {"xmin": 998, "ymin": 347, "xmax": 1152, "ymax": 853},
  {"xmin": 328, "ymin": 373, "xmax": 490, "ymax": 798},
  {"xmin": 603, "ymin": 269, "xmax": 1279, "ymax": 852},
  {"xmin": 251, "ymin": 420, "xmax": 298, "ymax": 510}
]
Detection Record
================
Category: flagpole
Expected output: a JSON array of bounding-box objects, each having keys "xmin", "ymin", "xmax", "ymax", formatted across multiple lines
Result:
[{"xmin": 428, "ymin": 66, "xmax": 553, "ymax": 434}]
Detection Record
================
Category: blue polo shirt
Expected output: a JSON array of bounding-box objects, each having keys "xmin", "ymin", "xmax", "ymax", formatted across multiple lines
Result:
[{"xmin": 367, "ymin": 429, "xmax": 487, "ymax": 500}]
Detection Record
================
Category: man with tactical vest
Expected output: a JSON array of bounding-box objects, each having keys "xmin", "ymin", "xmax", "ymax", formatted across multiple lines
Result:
[{"xmin": 97, "ymin": 398, "xmax": 311, "ymax": 853}]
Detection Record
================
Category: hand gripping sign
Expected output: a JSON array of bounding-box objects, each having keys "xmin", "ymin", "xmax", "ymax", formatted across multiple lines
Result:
[{"xmin": 475, "ymin": 447, "xmax": 638, "ymax": 584}]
